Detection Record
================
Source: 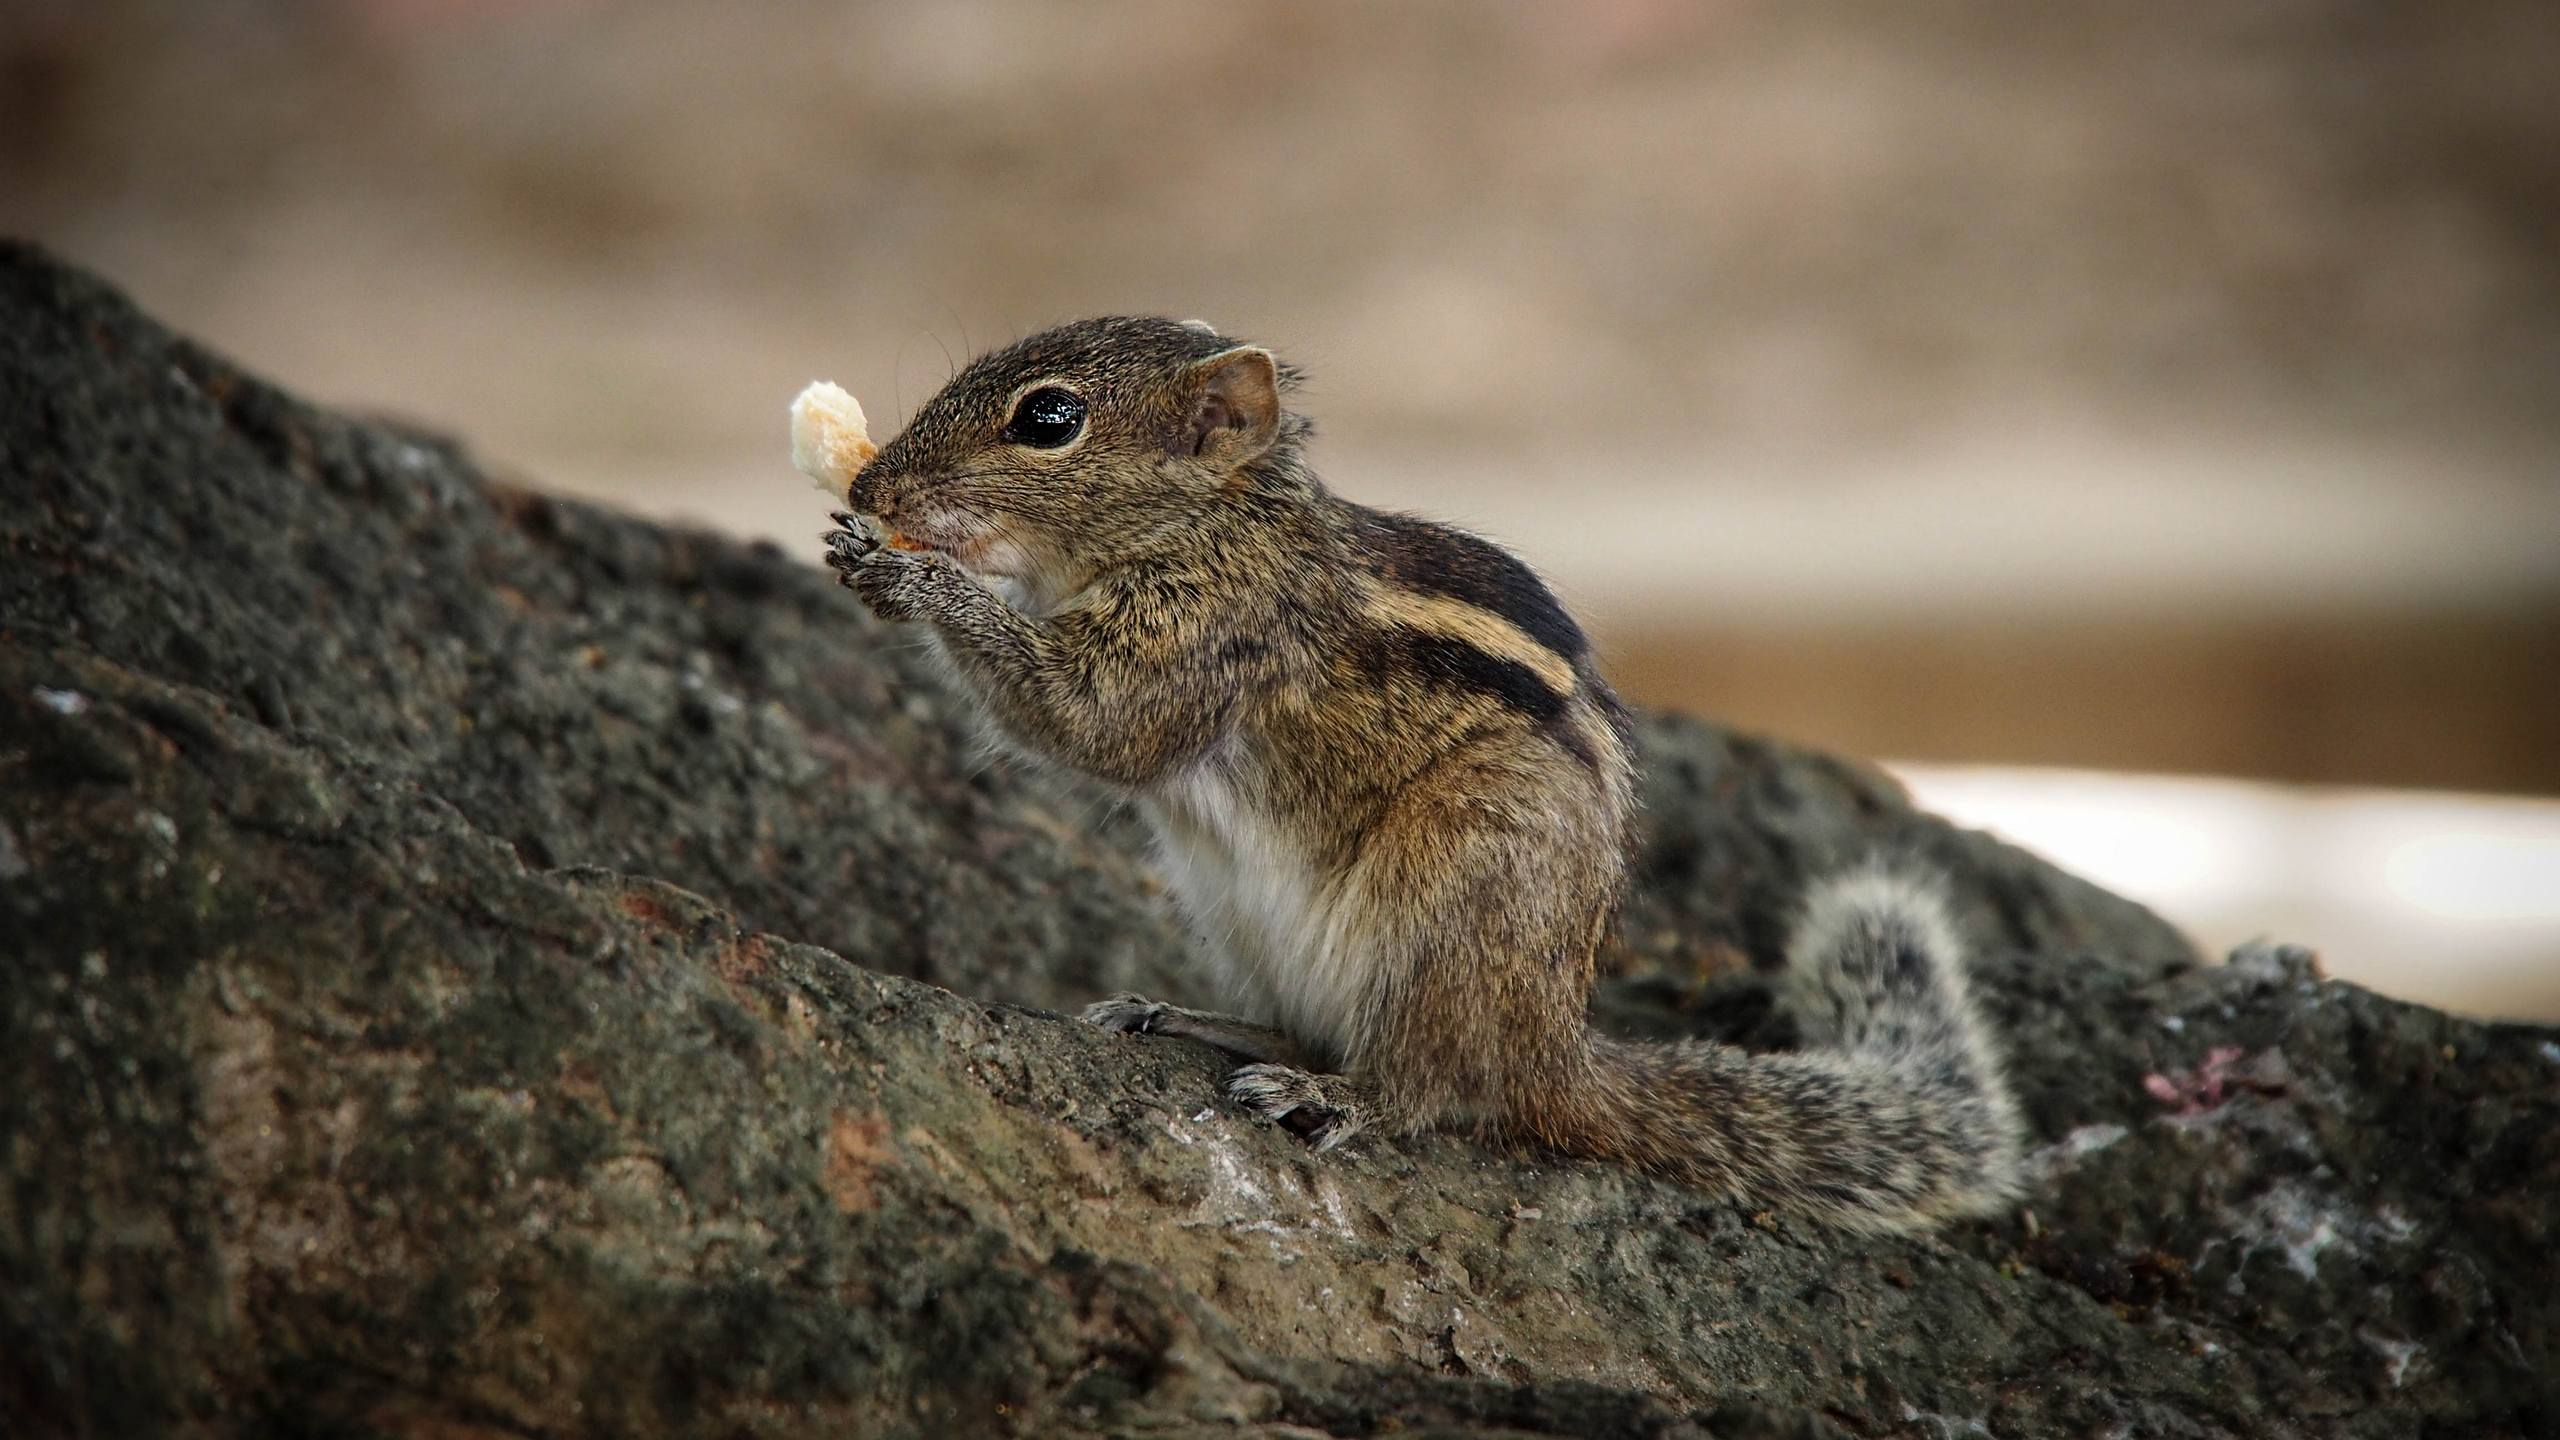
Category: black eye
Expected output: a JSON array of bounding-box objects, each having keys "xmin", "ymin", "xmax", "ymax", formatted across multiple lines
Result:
[{"xmin": 1003, "ymin": 386, "xmax": 1086, "ymax": 449}]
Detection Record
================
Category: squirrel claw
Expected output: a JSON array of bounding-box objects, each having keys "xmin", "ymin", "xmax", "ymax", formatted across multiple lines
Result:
[{"xmin": 824, "ymin": 524, "xmax": 879, "ymax": 566}]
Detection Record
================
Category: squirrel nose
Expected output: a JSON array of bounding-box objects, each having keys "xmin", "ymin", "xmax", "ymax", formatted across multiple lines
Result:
[{"xmin": 844, "ymin": 464, "xmax": 893, "ymax": 515}]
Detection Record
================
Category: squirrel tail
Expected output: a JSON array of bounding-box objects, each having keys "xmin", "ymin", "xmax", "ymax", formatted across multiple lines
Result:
[{"xmin": 1572, "ymin": 866, "xmax": 2022, "ymax": 1233}]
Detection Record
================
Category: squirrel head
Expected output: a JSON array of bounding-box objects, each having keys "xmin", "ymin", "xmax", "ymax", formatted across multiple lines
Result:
[{"xmin": 850, "ymin": 317, "xmax": 1305, "ymax": 596}]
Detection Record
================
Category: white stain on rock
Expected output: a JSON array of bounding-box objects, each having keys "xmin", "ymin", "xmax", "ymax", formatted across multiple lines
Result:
[
  {"xmin": 2360, "ymin": 1330, "xmax": 2424, "ymax": 1389},
  {"xmin": 2028, "ymin": 1122, "xmax": 2127, "ymax": 1178},
  {"xmin": 2216, "ymin": 1179, "xmax": 2414, "ymax": 1291},
  {"xmin": 1162, "ymin": 1114, "xmax": 1356, "ymax": 1256}
]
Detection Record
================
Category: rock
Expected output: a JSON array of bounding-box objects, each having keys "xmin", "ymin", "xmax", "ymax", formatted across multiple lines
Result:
[{"xmin": 1, "ymin": 241, "xmax": 2552, "ymax": 1439}]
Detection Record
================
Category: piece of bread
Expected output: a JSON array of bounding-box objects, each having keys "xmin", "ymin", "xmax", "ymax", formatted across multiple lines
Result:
[{"xmin": 789, "ymin": 381, "xmax": 877, "ymax": 502}]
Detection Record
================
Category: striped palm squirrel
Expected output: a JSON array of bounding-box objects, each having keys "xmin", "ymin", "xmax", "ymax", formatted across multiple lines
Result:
[{"xmin": 820, "ymin": 317, "xmax": 2021, "ymax": 1233}]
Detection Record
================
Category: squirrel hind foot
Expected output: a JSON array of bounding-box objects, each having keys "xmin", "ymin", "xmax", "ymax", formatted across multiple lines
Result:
[
  {"xmin": 1226, "ymin": 1064, "xmax": 1371, "ymax": 1152},
  {"xmin": 1080, "ymin": 993, "xmax": 1170, "ymax": 1035}
]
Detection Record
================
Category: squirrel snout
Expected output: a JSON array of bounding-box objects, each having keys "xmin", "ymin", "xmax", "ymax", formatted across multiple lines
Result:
[
  {"xmin": 842, "ymin": 463, "xmax": 902, "ymax": 518},
  {"xmin": 847, "ymin": 457, "xmax": 960, "ymax": 522}
]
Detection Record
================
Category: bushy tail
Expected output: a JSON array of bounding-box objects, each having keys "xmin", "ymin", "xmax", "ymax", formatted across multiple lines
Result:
[{"xmin": 1575, "ymin": 867, "xmax": 2021, "ymax": 1233}]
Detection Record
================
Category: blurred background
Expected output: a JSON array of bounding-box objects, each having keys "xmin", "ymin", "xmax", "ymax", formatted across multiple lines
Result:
[{"xmin": 6, "ymin": 0, "xmax": 2554, "ymax": 1016}]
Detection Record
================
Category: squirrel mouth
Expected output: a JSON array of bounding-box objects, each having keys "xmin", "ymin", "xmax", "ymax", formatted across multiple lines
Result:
[
  {"xmin": 876, "ymin": 521, "xmax": 986, "ymax": 569},
  {"xmin": 861, "ymin": 508, "xmax": 1014, "ymax": 578},
  {"xmin": 845, "ymin": 511, "xmax": 942, "ymax": 554}
]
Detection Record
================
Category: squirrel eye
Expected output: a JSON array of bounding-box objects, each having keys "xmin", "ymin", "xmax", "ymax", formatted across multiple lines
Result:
[{"xmin": 1003, "ymin": 386, "xmax": 1086, "ymax": 449}]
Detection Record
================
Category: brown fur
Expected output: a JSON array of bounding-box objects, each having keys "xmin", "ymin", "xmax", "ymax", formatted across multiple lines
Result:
[{"xmin": 822, "ymin": 318, "xmax": 2020, "ymax": 1232}]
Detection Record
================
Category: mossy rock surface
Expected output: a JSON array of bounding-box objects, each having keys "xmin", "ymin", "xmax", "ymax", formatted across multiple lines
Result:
[{"xmin": 3, "ymin": 243, "xmax": 2552, "ymax": 1438}]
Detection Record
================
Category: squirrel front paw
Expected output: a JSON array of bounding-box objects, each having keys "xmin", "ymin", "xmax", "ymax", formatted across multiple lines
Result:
[
  {"xmin": 1225, "ymin": 1063, "xmax": 1370, "ymax": 1152},
  {"xmin": 825, "ymin": 514, "xmax": 955, "ymax": 623}
]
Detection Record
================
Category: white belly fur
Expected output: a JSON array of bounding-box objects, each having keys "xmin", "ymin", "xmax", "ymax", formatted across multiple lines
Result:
[{"xmin": 1145, "ymin": 761, "xmax": 1374, "ymax": 1064}]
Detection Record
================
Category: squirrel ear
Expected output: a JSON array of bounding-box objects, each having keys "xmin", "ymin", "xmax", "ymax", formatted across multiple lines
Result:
[{"xmin": 1173, "ymin": 346, "xmax": 1280, "ymax": 464}]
